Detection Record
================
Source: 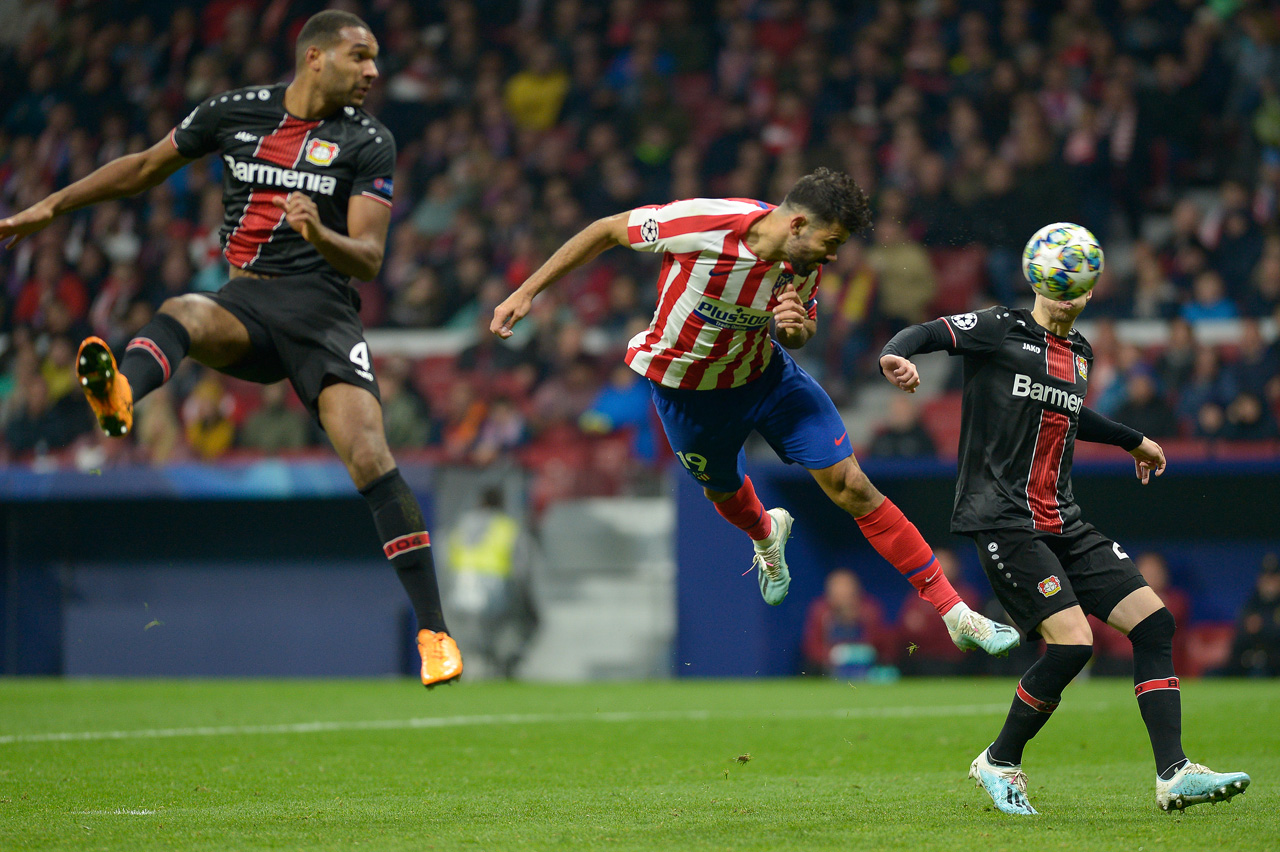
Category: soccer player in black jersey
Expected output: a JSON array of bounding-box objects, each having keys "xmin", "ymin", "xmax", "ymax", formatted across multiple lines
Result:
[
  {"xmin": 880, "ymin": 288, "xmax": 1250, "ymax": 814},
  {"xmin": 0, "ymin": 11, "xmax": 462, "ymax": 687}
]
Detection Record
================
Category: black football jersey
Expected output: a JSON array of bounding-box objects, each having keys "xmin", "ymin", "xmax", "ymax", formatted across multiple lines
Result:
[
  {"xmin": 884, "ymin": 307, "xmax": 1094, "ymax": 534},
  {"xmin": 170, "ymin": 83, "xmax": 395, "ymax": 278}
]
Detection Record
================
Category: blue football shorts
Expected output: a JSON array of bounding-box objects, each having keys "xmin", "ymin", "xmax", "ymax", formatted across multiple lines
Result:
[{"xmin": 648, "ymin": 344, "xmax": 853, "ymax": 492}]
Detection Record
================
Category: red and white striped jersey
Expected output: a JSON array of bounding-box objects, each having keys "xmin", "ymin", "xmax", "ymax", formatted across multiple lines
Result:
[{"xmin": 623, "ymin": 198, "xmax": 821, "ymax": 390}]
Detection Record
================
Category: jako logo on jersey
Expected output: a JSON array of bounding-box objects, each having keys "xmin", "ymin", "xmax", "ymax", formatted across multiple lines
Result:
[
  {"xmin": 1023, "ymin": 342, "xmax": 1042, "ymax": 354},
  {"xmin": 1038, "ymin": 575, "xmax": 1062, "ymax": 597},
  {"xmin": 692, "ymin": 297, "xmax": 773, "ymax": 331},
  {"xmin": 1076, "ymin": 354, "xmax": 1089, "ymax": 380},
  {"xmin": 304, "ymin": 139, "xmax": 340, "ymax": 166},
  {"xmin": 1012, "ymin": 373, "xmax": 1084, "ymax": 413},
  {"xmin": 222, "ymin": 155, "xmax": 337, "ymax": 195},
  {"xmin": 234, "ymin": 131, "xmax": 258, "ymax": 143},
  {"xmin": 950, "ymin": 312, "xmax": 977, "ymax": 330}
]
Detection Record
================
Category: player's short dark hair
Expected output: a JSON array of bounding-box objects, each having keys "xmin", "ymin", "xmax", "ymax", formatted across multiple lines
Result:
[
  {"xmin": 782, "ymin": 167, "xmax": 872, "ymax": 234},
  {"xmin": 295, "ymin": 10, "xmax": 372, "ymax": 66}
]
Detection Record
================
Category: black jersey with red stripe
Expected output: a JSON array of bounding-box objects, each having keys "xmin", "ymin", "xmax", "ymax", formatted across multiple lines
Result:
[
  {"xmin": 882, "ymin": 307, "xmax": 1094, "ymax": 534},
  {"xmin": 170, "ymin": 83, "xmax": 395, "ymax": 277}
]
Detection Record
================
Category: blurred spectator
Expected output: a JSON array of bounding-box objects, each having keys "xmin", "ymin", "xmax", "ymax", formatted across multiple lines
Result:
[
  {"xmin": 1222, "ymin": 392, "xmax": 1278, "ymax": 442},
  {"xmin": 470, "ymin": 394, "xmax": 527, "ymax": 467},
  {"xmin": 801, "ymin": 568, "xmax": 893, "ymax": 679},
  {"xmin": 378, "ymin": 355, "xmax": 434, "ymax": 450},
  {"xmin": 868, "ymin": 216, "xmax": 936, "ymax": 329},
  {"xmin": 239, "ymin": 381, "xmax": 311, "ymax": 453},
  {"xmin": 445, "ymin": 487, "xmax": 539, "ymax": 679},
  {"xmin": 580, "ymin": 362, "xmax": 658, "ymax": 465},
  {"xmin": 133, "ymin": 385, "xmax": 186, "ymax": 466},
  {"xmin": 1217, "ymin": 553, "xmax": 1280, "ymax": 677},
  {"xmin": 181, "ymin": 370, "xmax": 236, "ymax": 461},
  {"xmin": 3, "ymin": 369, "xmax": 92, "ymax": 456},
  {"xmin": 897, "ymin": 549, "xmax": 983, "ymax": 676},
  {"xmin": 1181, "ymin": 270, "xmax": 1238, "ymax": 323},
  {"xmin": 1114, "ymin": 369, "xmax": 1178, "ymax": 439},
  {"xmin": 867, "ymin": 394, "xmax": 936, "ymax": 459},
  {"xmin": 1154, "ymin": 318, "xmax": 1196, "ymax": 395}
]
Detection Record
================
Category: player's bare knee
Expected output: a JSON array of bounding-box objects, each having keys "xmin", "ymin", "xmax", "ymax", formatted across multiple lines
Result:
[{"xmin": 342, "ymin": 432, "xmax": 395, "ymax": 488}]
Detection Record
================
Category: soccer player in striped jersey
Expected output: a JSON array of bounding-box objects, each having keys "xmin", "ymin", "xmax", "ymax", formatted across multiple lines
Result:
[
  {"xmin": 491, "ymin": 168, "xmax": 1018, "ymax": 657},
  {"xmin": 880, "ymin": 288, "xmax": 1250, "ymax": 814},
  {"xmin": 0, "ymin": 11, "xmax": 461, "ymax": 688}
]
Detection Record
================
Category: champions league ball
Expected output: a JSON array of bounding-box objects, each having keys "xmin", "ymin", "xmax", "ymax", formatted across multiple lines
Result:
[{"xmin": 1021, "ymin": 222, "xmax": 1104, "ymax": 301}]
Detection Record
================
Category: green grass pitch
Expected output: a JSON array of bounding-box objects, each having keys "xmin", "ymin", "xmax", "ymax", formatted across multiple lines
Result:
[{"xmin": 1, "ymin": 678, "xmax": 1275, "ymax": 851}]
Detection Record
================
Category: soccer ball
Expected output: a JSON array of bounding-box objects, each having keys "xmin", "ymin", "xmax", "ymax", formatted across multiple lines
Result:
[{"xmin": 1021, "ymin": 222, "xmax": 1104, "ymax": 301}]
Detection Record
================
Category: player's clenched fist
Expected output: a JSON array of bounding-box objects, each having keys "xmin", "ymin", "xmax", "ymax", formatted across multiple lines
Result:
[
  {"xmin": 879, "ymin": 353, "xmax": 920, "ymax": 393},
  {"xmin": 772, "ymin": 282, "xmax": 807, "ymax": 330},
  {"xmin": 272, "ymin": 191, "xmax": 321, "ymax": 242}
]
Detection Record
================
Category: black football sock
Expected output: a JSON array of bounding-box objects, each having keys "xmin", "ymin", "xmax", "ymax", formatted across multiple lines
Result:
[
  {"xmin": 988, "ymin": 644, "xmax": 1093, "ymax": 766},
  {"xmin": 361, "ymin": 468, "xmax": 448, "ymax": 634},
  {"xmin": 119, "ymin": 313, "xmax": 191, "ymax": 401},
  {"xmin": 1128, "ymin": 608, "xmax": 1188, "ymax": 779}
]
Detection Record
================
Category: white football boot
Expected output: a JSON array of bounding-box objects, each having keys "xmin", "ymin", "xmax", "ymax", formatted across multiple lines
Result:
[
  {"xmin": 944, "ymin": 601, "xmax": 1020, "ymax": 656},
  {"xmin": 752, "ymin": 508, "xmax": 792, "ymax": 606},
  {"xmin": 1156, "ymin": 761, "xmax": 1250, "ymax": 812},
  {"xmin": 969, "ymin": 748, "xmax": 1038, "ymax": 815}
]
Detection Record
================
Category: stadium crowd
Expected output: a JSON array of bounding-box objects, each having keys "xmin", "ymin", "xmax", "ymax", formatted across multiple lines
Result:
[{"xmin": 3, "ymin": 0, "xmax": 1280, "ymax": 475}]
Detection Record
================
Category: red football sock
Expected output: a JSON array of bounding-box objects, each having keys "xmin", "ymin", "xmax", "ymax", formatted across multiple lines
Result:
[
  {"xmin": 855, "ymin": 498, "xmax": 962, "ymax": 615},
  {"xmin": 713, "ymin": 476, "xmax": 773, "ymax": 541}
]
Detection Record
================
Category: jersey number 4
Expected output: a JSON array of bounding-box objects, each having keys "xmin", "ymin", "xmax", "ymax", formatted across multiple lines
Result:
[{"xmin": 350, "ymin": 341, "xmax": 374, "ymax": 381}]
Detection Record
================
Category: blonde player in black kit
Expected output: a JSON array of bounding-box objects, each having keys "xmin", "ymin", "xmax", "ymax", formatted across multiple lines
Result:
[
  {"xmin": 0, "ymin": 11, "xmax": 462, "ymax": 688},
  {"xmin": 879, "ymin": 288, "xmax": 1250, "ymax": 815}
]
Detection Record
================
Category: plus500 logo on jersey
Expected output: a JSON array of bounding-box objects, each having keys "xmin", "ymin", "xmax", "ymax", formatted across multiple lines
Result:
[
  {"xmin": 692, "ymin": 296, "xmax": 773, "ymax": 330},
  {"xmin": 1012, "ymin": 373, "xmax": 1083, "ymax": 413},
  {"xmin": 222, "ymin": 155, "xmax": 337, "ymax": 195}
]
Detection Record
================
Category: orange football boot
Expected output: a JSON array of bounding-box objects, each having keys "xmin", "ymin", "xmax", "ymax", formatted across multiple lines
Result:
[
  {"xmin": 76, "ymin": 336, "xmax": 133, "ymax": 437},
  {"xmin": 418, "ymin": 629, "xmax": 463, "ymax": 688}
]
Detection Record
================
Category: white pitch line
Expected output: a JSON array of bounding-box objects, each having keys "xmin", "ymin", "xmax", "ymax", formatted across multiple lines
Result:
[{"xmin": 0, "ymin": 702, "xmax": 1109, "ymax": 746}]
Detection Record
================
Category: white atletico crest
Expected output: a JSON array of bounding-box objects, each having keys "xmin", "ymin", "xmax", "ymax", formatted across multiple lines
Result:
[{"xmin": 305, "ymin": 139, "xmax": 340, "ymax": 166}]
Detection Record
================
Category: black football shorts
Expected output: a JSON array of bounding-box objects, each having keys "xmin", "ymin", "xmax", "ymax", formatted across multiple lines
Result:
[
  {"xmin": 968, "ymin": 522, "xmax": 1147, "ymax": 639},
  {"xmin": 206, "ymin": 272, "xmax": 380, "ymax": 419}
]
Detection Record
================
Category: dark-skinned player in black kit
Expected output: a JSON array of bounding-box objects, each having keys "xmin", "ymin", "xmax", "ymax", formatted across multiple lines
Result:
[
  {"xmin": 0, "ymin": 11, "xmax": 462, "ymax": 687},
  {"xmin": 879, "ymin": 287, "xmax": 1250, "ymax": 815}
]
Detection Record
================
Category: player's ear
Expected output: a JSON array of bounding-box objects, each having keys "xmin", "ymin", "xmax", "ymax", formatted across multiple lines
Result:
[{"xmin": 789, "ymin": 214, "xmax": 808, "ymax": 235}]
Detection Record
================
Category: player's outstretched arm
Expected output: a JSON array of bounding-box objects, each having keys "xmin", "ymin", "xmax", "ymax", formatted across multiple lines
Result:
[
  {"xmin": 491, "ymin": 211, "xmax": 630, "ymax": 339},
  {"xmin": 0, "ymin": 137, "xmax": 190, "ymax": 249}
]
